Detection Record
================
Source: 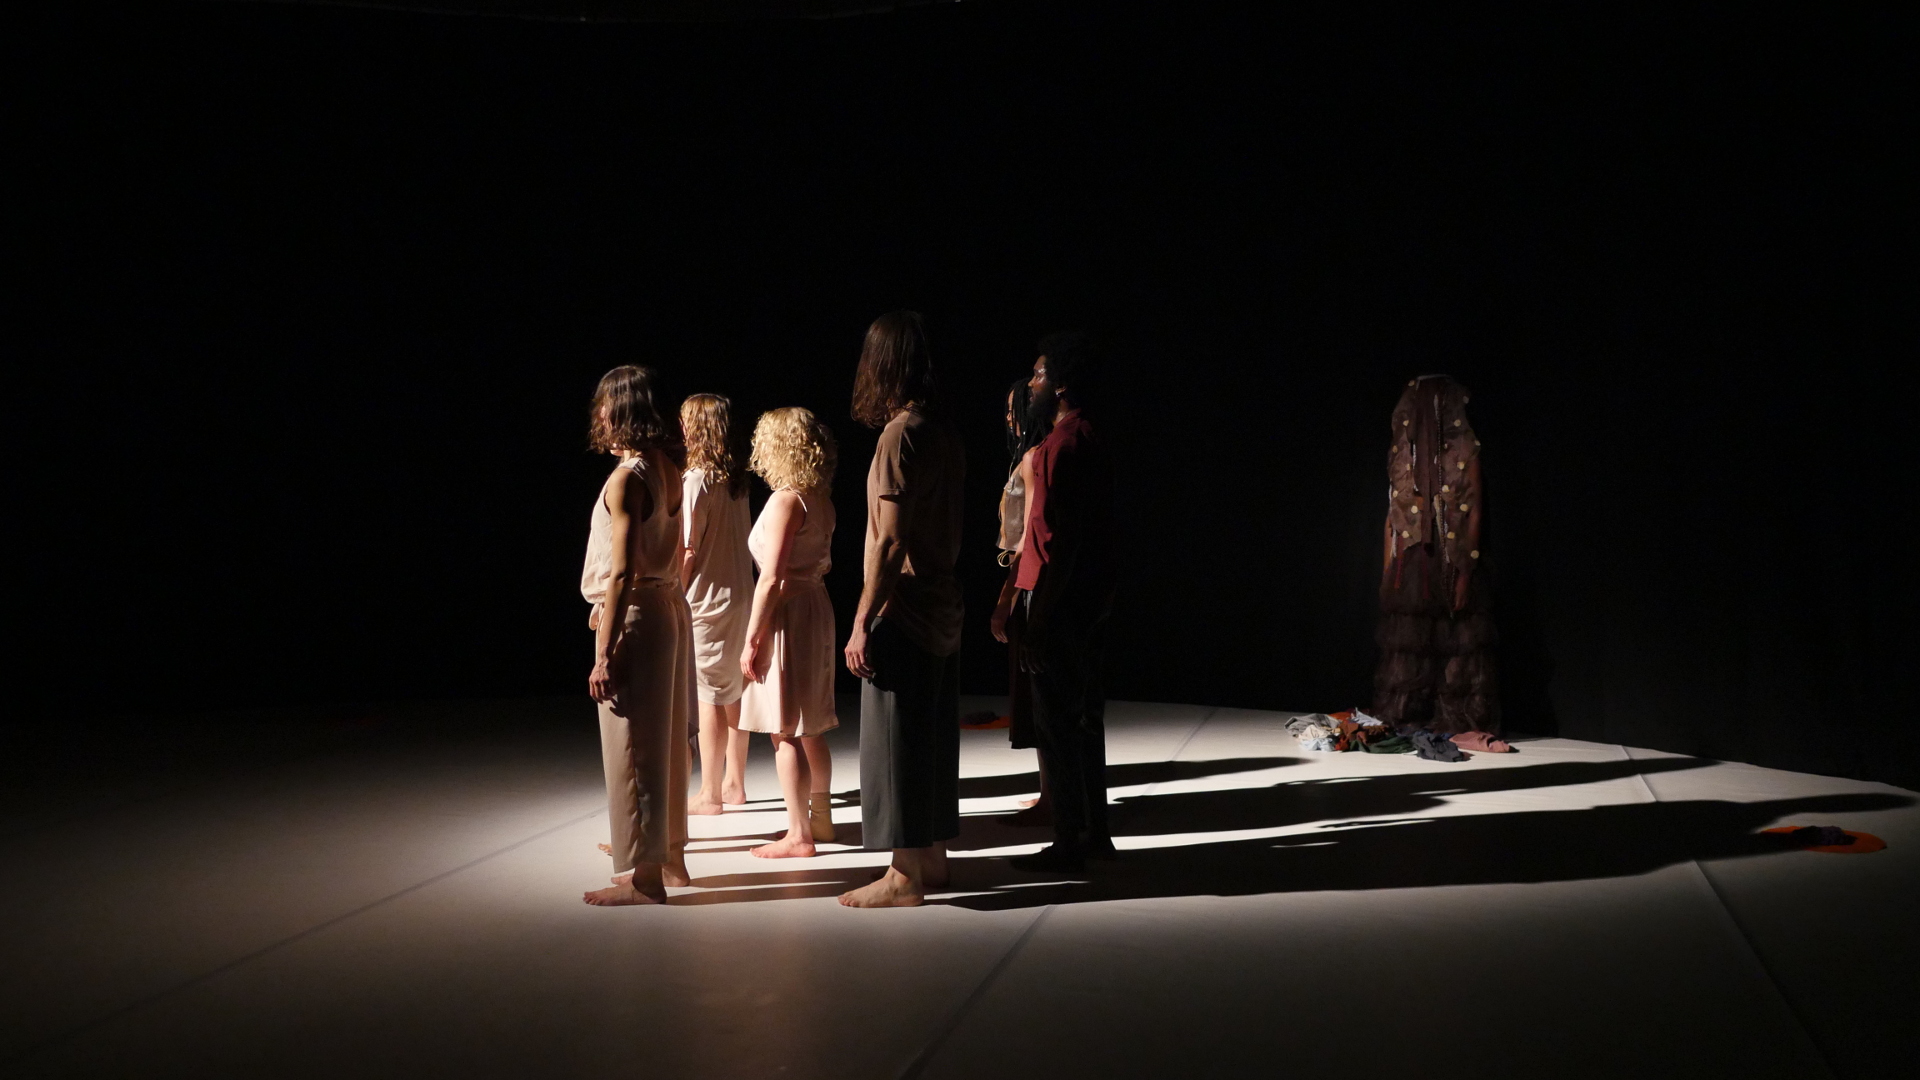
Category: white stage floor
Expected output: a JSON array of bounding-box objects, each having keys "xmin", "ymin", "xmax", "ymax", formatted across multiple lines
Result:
[{"xmin": 3, "ymin": 698, "xmax": 1914, "ymax": 1078}]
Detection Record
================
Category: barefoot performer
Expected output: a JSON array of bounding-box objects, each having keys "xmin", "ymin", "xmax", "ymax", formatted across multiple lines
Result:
[
  {"xmin": 990, "ymin": 375, "xmax": 1054, "ymax": 826},
  {"xmin": 736, "ymin": 408, "xmax": 840, "ymax": 858},
  {"xmin": 840, "ymin": 312, "xmax": 966, "ymax": 908},
  {"xmin": 680, "ymin": 394, "xmax": 754, "ymax": 814},
  {"xmin": 581, "ymin": 366, "xmax": 697, "ymax": 906}
]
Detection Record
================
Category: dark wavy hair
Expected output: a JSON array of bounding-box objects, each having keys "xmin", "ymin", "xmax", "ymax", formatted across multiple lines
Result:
[
  {"xmin": 587, "ymin": 365, "xmax": 676, "ymax": 454},
  {"xmin": 1038, "ymin": 330, "xmax": 1103, "ymax": 408},
  {"xmin": 1007, "ymin": 376, "xmax": 1053, "ymax": 466},
  {"xmin": 851, "ymin": 310, "xmax": 935, "ymax": 428}
]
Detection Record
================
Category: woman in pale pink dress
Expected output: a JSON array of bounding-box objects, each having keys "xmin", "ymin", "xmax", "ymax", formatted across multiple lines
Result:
[{"xmin": 736, "ymin": 407, "xmax": 839, "ymax": 858}]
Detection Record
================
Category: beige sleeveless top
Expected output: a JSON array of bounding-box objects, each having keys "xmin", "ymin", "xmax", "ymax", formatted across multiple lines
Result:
[
  {"xmin": 581, "ymin": 453, "xmax": 682, "ymax": 607},
  {"xmin": 748, "ymin": 487, "xmax": 834, "ymax": 583}
]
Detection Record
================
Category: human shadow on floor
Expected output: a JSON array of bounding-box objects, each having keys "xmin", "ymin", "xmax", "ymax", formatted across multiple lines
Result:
[
  {"xmin": 943, "ymin": 755, "xmax": 1718, "ymax": 854},
  {"xmin": 671, "ymin": 863, "xmax": 880, "ymax": 905},
  {"xmin": 934, "ymin": 788, "xmax": 1913, "ymax": 910},
  {"xmin": 945, "ymin": 756, "xmax": 1304, "ymax": 803},
  {"xmin": 703, "ymin": 756, "xmax": 1771, "ymax": 903}
]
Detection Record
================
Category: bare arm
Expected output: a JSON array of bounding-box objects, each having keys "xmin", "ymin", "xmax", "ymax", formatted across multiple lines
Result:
[
  {"xmin": 740, "ymin": 490, "xmax": 805, "ymax": 684},
  {"xmin": 844, "ymin": 494, "xmax": 908, "ymax": 679},
  {"xmin": 990, "ymin": 451, "xmax": 1037, "ymax": 644},
  {"xmin": 680, "ymin": 473, "xmax": 703, "ymax": 590},
  {"xmin": 588, "ymin": 466, "xmax": 653, "ymax": 704}
]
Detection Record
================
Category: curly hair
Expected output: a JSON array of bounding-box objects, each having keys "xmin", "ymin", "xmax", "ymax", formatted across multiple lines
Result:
[
  {"xmin": 850, "ymin": 310, "xmax": 935, "ymax": 428},
  {"xmin": 588, "ymin": 365, "xmax": 676, "ymax": 454},
  {"xmin": 680, "ymin": 393, "xmax": 746, "ymax": 498},
  {"xmin": 748, "ymin": 407, "xmax": 836, "ymax": 492}
]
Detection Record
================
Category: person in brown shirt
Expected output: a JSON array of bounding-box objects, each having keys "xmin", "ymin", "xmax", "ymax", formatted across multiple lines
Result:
[{"xmin": 839, "ymin": 311, "xmax": 966, "ymax": 908}]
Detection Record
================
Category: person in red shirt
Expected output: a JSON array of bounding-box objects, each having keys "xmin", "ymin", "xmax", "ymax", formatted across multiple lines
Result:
[{"xmin": 997, "ymin": 332, "xmax": 1117, "ymax": 872}]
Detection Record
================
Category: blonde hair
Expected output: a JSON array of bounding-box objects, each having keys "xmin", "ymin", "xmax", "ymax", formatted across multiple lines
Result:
[
  {"xmin": 680, "ymin": 394, "xmax": 745, "ymax": 497},
  {"xmin": 749, "ymin": 407, "xmax": 836, "ymax": 492}
]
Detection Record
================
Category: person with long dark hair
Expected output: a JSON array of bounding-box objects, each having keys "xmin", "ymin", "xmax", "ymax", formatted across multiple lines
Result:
[
  {"xmin": 680, "ymin": 393, "xmax": 754, "ymax": 815},
  {"xmin": 840, "ymin": 311, "xmax": 967, "ymax": 908},
  {"xmin": 990, "ymin": 376, "xmax": 1054, "ymax": 823},
  {"xmin": 581, "ymin": 366, "xmax": 696, "ymax": 906},
  {"xmin": 1006, "ymin": 333, "xmax": 1117, "ymax": 873}
]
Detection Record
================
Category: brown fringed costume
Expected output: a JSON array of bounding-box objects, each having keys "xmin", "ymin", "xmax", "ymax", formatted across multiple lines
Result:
[{"xmin": 1372, "ymin": 375, "xmax": 1499, "ymax": 734}]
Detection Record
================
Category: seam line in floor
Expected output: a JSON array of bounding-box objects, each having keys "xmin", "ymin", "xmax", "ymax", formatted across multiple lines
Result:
[
  {"xmin": 2, "ymin": 803, "xmax": 607, "ymax": 1068},
  {"xmin": 1624, "ymin": 745, "xmax": 1839, "ymax": 1080},
  {"xmin": 896, "ymin": 904, "xmax": 1056, "ymax": 1080},
  {"xmin": 1133, "ymin": 707, "xmax": 1218, "ymax": 800}
]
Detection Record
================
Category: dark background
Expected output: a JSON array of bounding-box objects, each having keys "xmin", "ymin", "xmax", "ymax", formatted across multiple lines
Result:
[{"xmin": 8, "ymin": 2, "xmax": 1912, "ymax": 787}]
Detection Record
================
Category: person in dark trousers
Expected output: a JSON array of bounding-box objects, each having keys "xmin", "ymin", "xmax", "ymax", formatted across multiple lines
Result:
[
  {"xmin": 1008, "ymin": 332, "xmax": 1117, "ymax": 873},
  {"xmin": 840, "ymin": 311, "xmax": 967, "ymax": 908}
]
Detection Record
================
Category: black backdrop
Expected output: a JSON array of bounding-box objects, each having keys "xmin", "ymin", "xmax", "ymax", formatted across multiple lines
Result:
[{"xmin": 9, "ymin": 2, "xmax": 1913, "ymax": 788}]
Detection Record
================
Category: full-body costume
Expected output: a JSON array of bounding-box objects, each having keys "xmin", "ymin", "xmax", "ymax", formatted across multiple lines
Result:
[{"xmin": 1372, "ymin": 376, "xmax": 1499, "ymax": 734}]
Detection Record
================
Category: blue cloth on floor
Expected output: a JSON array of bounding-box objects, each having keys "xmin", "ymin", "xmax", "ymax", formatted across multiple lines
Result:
[{"xmin": 1410, "ymin": 730, "xmax": 1466, "ymax": 762}]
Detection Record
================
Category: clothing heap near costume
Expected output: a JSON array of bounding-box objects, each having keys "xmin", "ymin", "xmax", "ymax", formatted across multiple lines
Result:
[
  {"xmin": 859, "ymin": 406, "xmax": 966, "ymax": 852},
  {"xmin": 582, "ymin": 454, "xmax": 695, "ymax": 873},
  {"xmin": 1372, "ymin": 376, "xmax": 1499, "ymax": 735},
  {"xmin": 681, "ymin": 467, "xmax": 752, "ymax": 707},
  {"xmin": 736, "ymin": 487, "xmax": 839, "ymax": 737}
]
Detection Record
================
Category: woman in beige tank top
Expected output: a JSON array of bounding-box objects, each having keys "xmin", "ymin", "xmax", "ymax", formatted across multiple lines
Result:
[
  {"xmin": 736, "ymin": 407, "xmax": 840, "ymax": 858},
  {"xmin": 580, "ymin": 366, "xmax": 697, "ymax": 906}
]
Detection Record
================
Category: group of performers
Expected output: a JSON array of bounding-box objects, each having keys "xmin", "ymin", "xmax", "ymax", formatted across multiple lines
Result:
[{"xmin": 579, "ymin": 312, "xmax": 1114, "ymax": 908}]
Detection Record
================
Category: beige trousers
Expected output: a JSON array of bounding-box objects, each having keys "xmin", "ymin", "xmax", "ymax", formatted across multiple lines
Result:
[{"xmin": 597, "ymin": 585, "xmax": 695, "ymax": 872}]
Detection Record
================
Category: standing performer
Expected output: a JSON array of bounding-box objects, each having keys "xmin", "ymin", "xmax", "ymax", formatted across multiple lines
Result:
[
  {"xmin": 1372, "ymin": 375, "xmax": 1499, "ymax": 734},
  {"xmin": 990, "ymin": 377, "xmax": 1053, "ymax": 824},
  {"xmin": 581, "ymin": 366, "xmax": 696, "ymax": 906},
  {"xmin": 680, "ymin": 394, "xmax": 755, "ymax": 814},
  {"xmin": 840, "ymin": 311, "xmax": 966, "ymax": 909},
  {"xmin": 1008, "ymin": 333, "xmax": 1117, "ymax": 873},
  {"xmin": 737, "ymin": 407, "xmax": 840, "ymax": 858}
]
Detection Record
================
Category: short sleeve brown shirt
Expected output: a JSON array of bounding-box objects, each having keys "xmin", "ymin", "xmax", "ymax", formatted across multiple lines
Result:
[{"xmin": 865, "ymin": 407, "xmax": 966, "ymax": 656}]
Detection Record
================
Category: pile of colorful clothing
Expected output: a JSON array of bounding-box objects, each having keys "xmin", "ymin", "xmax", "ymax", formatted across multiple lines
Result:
[{"xmin": 1285, "ymin": 710, "xmax": 1513, "ymax": 762}]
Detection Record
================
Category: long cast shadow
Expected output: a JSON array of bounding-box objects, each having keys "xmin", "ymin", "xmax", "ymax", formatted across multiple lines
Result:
[
  {"xmin": 943, "ymin": 755, "xmax": 1720, "ymax": 855},
  {"xmin": 937, "ymin": 790, "xmax": 1912, "ymax": 910},
  {"xmin": 703, "ymin": 755, "xmax": 1910, "ymax": 907}
]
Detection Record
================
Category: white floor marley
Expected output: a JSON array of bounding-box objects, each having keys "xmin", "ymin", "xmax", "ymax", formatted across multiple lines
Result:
[{"xmin": 2, "ymin": 698, "xmax": 1914, "ymax": 1078}]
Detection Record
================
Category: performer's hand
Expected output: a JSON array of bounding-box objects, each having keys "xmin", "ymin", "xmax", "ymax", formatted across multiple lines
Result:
[
  {"xmin": 989, "ymin": 597, "xmax": 1013, "ymax": 644},
  {"xmin": 844, "ymin": 623, "xmax": 874, "ymax": 679},
  {"xmin": 742, "ymin": 638, "xmax": 771, "ymax": 684},
  {"xmin": 589, "ymin": 659, "xmax": 615, "ymax": 703}
]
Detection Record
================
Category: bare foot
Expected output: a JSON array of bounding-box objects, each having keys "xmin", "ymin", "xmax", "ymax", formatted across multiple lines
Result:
[
  {"xmin": 839, "ymin": 868, "xmax": 923, "ymax": 908},
  {"xmin": 722, "ymin": 783, "xmax": 748, "ymax": 806},
  {"xmin": 689, "ymin": 796, "xmax": 726, "ymax": 816},
  {"xmin": 664, "ymin": 858, "xmax": 691, "ymax": 888},
  {"xmin": 598, "ymin": 843, "xmax": 613, "ymax": 855},
  {"xmin": 584, "ymin": 880, "xmax": 664, "ymax": 906},
  {"xmin": 1017, "ymin": 796, "xmax": 1040, "ymax": 808},
  {"xmin": 1005, "ymin": 801, "xmax": 1054, "ymax": 828},
  {"xmin": 752, "ymin": 834, "xmax": 817, "ymax": 859}
]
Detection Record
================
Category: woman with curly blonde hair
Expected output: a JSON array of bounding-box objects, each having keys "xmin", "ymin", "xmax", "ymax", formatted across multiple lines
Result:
[
  {"xmin": 679, "ymin": 393, "xmax": 754, "ymax": 814},
  {"xmin": 737, "ymin": 407, "xmax": 840, "ymax": 858}
]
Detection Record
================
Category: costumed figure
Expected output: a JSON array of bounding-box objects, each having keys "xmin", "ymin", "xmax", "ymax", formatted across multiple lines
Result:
[{"xmin": 1372, "ymin": 374, "xmax": 1500, "ymax": 735}]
